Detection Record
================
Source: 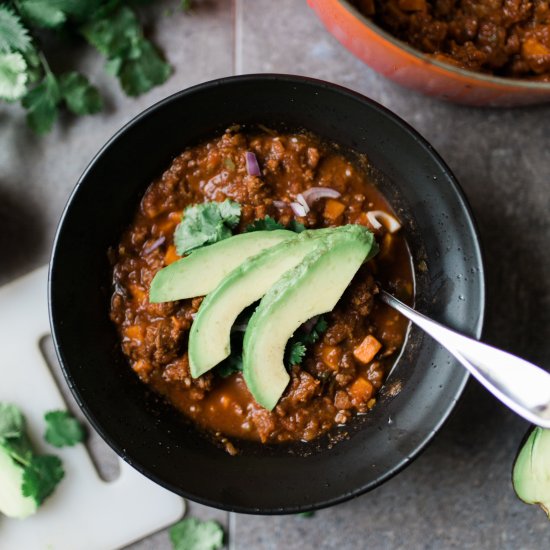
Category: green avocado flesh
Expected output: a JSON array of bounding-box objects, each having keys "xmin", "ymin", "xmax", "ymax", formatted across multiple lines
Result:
[
  {"xmin": 188, "ymin": 227, "xmax": 342, "ymax": 378},
  {"xmin": 513, "ymin": 426, "xmax": 550, "ymax": 518},
  {"xmin": 0, "ymin": 445, "xmax": 37, "ymax": 519},
  {"xmin": 149, "ymin": 230, "xmax": 294, "ymax": 302},
  {"xmin": 243, "ymin": 225, "xmax": 377, "ymax": 410}
]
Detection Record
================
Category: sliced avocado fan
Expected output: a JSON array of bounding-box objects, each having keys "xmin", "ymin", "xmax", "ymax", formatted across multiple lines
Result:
[
  {"xmin": 513, "ymin": 426, "xmax": 550, "ymax": 518},
  {"xmin": 149, "ymin": 230, "xmax": 294, "ymax": 302},
  {"xmin": 189, "ymin": 227, "xmax": 343, "ymax": 378},
  {"xmin": 243, "ymin": 225, "xmax": 377, "ymax": 410}
]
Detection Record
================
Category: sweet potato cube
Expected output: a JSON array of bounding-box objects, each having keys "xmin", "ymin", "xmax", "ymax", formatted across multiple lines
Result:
[
  {"xmin": 522, "ymin": 38, "xmax": 550, "ymax": 73},
  {"xmin": 353, "ymin": 335, "xmax": 382, "ymax": 364},
  {"xmin": 324, "ymin": 199, "xmax": 346, "ymax": 221},
  {"xmin": 321, "ymin": 345, "xmax": 342, "ymax": 371},
  {"xmin": 129, "ymin": 284, "xmax": 147, "ymax": 303},
  {"xmin": 164, "ymin": 244, "xmax": 180, "ymax": 265},
  {"xmin": 523, "ymin": 38, "xmax": 550, "ymax": 58},
  {"xmin": 348, "ymin": 377, "xmax": 374, "ymax": 404},
  {"xmin": 158, "ymin": 212, "xmax": 183, "ymax": 233},
  {"xmin": 124, "ymin": 324, "xmax": 144, "ymax": 341}
]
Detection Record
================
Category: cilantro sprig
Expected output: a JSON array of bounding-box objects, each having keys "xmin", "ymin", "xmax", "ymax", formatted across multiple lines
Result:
[
  {"xmin": 0, "ymin": 1, "xmax": 176, "ymax": 133},
  {"xmin": 169, "ymin": 517, "xmax": 224, "ymax": 550},
  {"xmin": 0, "ymin": 403, "xmax": 65, "ymax": 510},
  {"xmin": 44, "ymin": 410, "xmax": 86, "ymax": 448},
  {"xmin": 246, "ymin": 215, "xmax": 306, "ymax": 234},
  {"xmin": 215, "ymin": 314, "xmax": 329, "ymax": 379},
  {"xmin": 288, "ymin": 341, "xmax": 306, "ymax": 366},
  {"xmin": 174, "ymin": 200, "xmax": 241, "ymax": 256},
  {"xmin": 285, "ymin": 316, "xmax": 328, "ymax": 367},
  {"xmin": 175, "ymin": 209, "xmax": 307, "ymax": 258},
  {"xmin": 21, "ymin": 455, "xmax": 64, "ymax": 505},
  {"xmin": 0, "ymin": 404, "xmax": 87, "ymax": 516}
]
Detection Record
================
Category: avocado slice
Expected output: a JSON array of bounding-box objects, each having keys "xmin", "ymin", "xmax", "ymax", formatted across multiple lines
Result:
[
  {"xmin": 149, "ymin": 230, "xmax": 294, "ymax": 302},
  {"xmin": 0, "ymin": 444, "xmax": 37, "ymax": 519},
  {"xmin": 513, "ymin": 426, "xmax": 550, "ymax": 518},
  {"xmin": 189, "ymin": 227, "xmax": 340, "ymax": 378},
  {"xmin": 243, "ymin": 225, "xmax": 377, "ymax": 410}
]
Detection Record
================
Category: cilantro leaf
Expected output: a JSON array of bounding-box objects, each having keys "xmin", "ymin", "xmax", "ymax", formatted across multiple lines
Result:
[
  {"xmin": 44, "ymin": 410, "xmax": 85, "ymax": 447},
  {"xmin": 0, "ymin": 6, "xmax": 32, "ymax": 53},
  {"xmin": 288, "ymin": 220, "xmax": 306, "ymax": 233},
  {"xmin": 246, "ymin": 215, "xmax": 306, "ymax": 234},
  {"xmin": 81, "ymin": 6, "xmax": 142, "ymax": 58},
  {"xmin": 0, "ymin": 403, "xmax": 65, "ymax": 510},
  {"xmin": 22, "ymin": 72, "xmax": 60, "ymax": 134},
  {"xmin": 303, "ymin": 316, "xmax": 328, "ymax": 345},
  {"xmin": 0, "ymin": 403, "xmax": 26, "ymax": 441},
  {"xmin": 115, "ymin": 38, "xmax": 171, "ymax": 96},
  {"xmin": 21, "ymin": 455, "xmax": 64, "ymax": 505},
  {"xmin": 288, "ymin": 341, "xmax": 306, "ymax": 366},
  {"xmin": 169, "ymin": 518, "xmax": 224, "ymax": 550},
  {"xmin": 59, "ymin": 72, "xmax": 103, "ymax": 115},
  {"xmin": 0, "ymin": 52, "xmax": 28, "ymax": 101},
  {"xmin": 17, "ymin": 0, "xmax": 74, "ymax": 29},
  {"xmin": 0, "ymin": 435, "xmax": 34, "ymax": 467},
  {"xmin": 246, "ymin": 215, "xmax": 285, "ymax": 232},
  {"xmin": 0, "ymin": 403, "xmax": 34, "ymax": 466},
  {"xmin": 217, "ymin": 200, "xmax": 241, "ymax": 224},
  {"xmin": 81, "ymin": 6, "xmax": 171, "ymax": 97},
  {"xmin": 216, "ymin": 354, "xmax": 243, "ymax": 378},
  {"xmin": 284, "ymin": 316, "xmax": 328, "ymax": 368},
  {"xmin": 16, "ymin": 0, "xmax": 99, "ymax": 29},
  {"xmin": 174, "ymin": 200, "xmax": 241, "ymax": 256}
]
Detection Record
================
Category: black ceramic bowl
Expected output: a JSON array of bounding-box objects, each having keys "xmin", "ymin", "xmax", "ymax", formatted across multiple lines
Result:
[{"xmin": 49, "ymin": 74, "xmax": 484, "ymax": 514}]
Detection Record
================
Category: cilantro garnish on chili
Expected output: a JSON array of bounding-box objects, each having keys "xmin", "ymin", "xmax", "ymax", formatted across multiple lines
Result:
[
  {"xmin": 246, "ymin": 215, "xmax": 306, "ymax": 233},
  {"xmin": 174, "ymin": 199, "xmax": 241, "ymax": 256}
]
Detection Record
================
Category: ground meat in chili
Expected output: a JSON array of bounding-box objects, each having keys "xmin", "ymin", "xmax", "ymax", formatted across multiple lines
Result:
[
  {"xmin": 109, "ymin": 127, "xmax": 413, "ymax": 450},
  {"xmin": 354, "ymin": 0, "xmax": 550, "ymax": 81}
]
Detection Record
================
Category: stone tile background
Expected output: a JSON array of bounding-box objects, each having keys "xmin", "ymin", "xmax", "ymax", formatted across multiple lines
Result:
[{"xmin": 1, "ymin": 0, "xmax": 550, "ymax": 548}]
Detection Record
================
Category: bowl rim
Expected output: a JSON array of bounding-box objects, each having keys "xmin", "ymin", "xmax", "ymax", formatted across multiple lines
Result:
[
  {"xmin": 337, "ymin": 0, "xmax": 550, "ymax": 90},
  {"xmin": 49, "ymin": 73, "xmax": 486, "ymax": 513}
]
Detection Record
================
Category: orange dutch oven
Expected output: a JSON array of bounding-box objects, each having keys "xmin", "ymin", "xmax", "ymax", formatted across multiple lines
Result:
[{"xmin": 308, "ymin": 0, "xmax": 550, "ymax": 107}]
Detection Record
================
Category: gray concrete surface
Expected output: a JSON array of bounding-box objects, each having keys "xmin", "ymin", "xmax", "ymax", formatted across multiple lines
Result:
[{"xmin": 1, "ymin": 0, "xmax": 549, "ymax": 548}]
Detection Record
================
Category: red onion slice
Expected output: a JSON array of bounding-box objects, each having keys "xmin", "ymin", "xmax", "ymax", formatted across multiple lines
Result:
[
  {"xmin": 366, "ymin": 211, "xmax": 402, "ymax": 233},
  {"xmin": 296, "ymin": 193, "xmax": 310, "ymax": 214},
  {"xmin": 143, "ymin": 236, "xmax": 166, "ymax": 254},
  {"xmin": 273, "ymin": 200, "xmax": 287, "ymax": 209},
  {"xmin": 245, "ymin": 151, "xmax": 261, "ymax": 176},
  {"xmin": 290, "ymin": 201, "xmax": 307, "ymax": 217},
  {"xmin": 301, "ymin": 187, "xmax": 341, "ymax": 206}
]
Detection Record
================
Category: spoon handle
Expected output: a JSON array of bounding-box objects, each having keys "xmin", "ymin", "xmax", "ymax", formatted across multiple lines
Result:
[{"xmin": 380, "ymin": 291, "xmax": 550, "ymax": 428}]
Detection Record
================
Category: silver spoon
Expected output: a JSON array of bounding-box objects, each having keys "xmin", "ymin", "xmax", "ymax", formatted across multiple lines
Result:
[{"xmin": 380, "ymin": 290, "xmax": 550, "ymax": 428}]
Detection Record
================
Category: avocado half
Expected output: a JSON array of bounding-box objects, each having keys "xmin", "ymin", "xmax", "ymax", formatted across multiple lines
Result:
[{"xmin": 513, "ymin": 426, "xmax": 550, "ymax": 518}]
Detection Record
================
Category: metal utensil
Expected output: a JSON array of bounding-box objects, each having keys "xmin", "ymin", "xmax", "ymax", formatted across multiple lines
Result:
[{"xmin": 380, "ymin": 290, "xmax": 550, "ymax": 428}]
